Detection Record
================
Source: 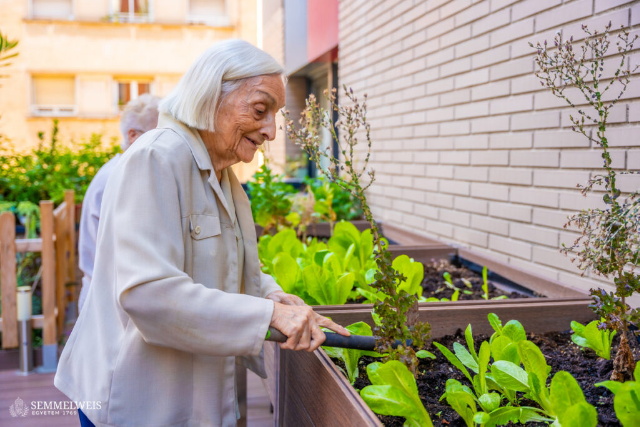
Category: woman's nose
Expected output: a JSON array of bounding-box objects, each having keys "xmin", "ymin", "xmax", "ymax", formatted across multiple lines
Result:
[{"xmin": 260, "ymin": 114, "xmax": 277, "ymax": 141}]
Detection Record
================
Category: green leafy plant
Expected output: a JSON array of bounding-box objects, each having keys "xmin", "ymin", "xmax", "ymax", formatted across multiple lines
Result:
[
  {"xmin": 532, "ymin": 23, "xmax": 639, "ymax": 381},
  {"xmin": 0, "ymin": 120, "xmax": 120, "ymax": 204},
  {"xmin": 285, "ymin": 86, "xmax": 431, "ymax": 375},
  {"xmin": 246, "ymin": 161, "xmax": 296, "ymax": 235},
  {"xmin": 322, "ymin": 321, "xmax": 382, "ymax": 384},
  {"xmin": 360, "ymin": 360, "xmax": 434, "ymax": 427},
  {"xmin": 305, "ymin": 175, "xmax": 363, "ymax": 222},
  {"xmin": 571, "ymin": 319, "xmax": 616, "ymax": 359},
  {"xmin": 596, "ymin": 363, "xmax": 640, "ymax": 426}
]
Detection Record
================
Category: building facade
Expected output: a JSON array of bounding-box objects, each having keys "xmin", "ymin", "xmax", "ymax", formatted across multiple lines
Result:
[
  {"xmin": 0, "ymin": 0, "xmax": 260, "ymax": 180},
  {"xmin": 266, "ymin": 0, "xmax": 640, "ymax": 300}
]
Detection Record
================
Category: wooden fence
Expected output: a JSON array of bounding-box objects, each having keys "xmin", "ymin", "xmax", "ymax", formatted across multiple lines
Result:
[{"xmin": 0, "ymin": 190, "xmax": 76, "ymax": 349}]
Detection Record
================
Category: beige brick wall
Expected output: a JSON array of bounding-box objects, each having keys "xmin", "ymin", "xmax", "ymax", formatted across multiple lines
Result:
[{"xmin": 338, "ymin": 0, "xmax": 640, "ymax": 296}]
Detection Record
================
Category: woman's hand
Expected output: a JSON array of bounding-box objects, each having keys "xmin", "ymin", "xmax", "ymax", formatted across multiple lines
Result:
[{"xmin": 267, "ymin": 292, "xmax": 350, "ymax": 352}]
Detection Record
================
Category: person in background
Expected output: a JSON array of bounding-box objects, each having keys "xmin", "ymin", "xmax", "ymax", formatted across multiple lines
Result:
[
  {"xmin": 56, "ymin": 39, "xmax": 349, "ymax": 427},
  {"xmin": 77, "ymin": 94, "xmax": 160, "ymax": 311}
]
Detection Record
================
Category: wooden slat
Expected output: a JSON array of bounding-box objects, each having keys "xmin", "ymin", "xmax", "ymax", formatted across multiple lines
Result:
[
  {"xmin": 40, "ymin": 200, "xmax": 57, "ymax": 346},
  {"xmin": 64, "ymin": 190, "xmax": 76, "ymax": 291},
  {"xmin": 0, "ymin": 314, "xmax": 46, "ymax": 331},
  {"xmin": 383, "ymin": 222, "xmax": 446, "ymax": 245},
  {"xmin": 0, "ymin": 212, "xmax": 18, "ymax": 349},
  {"xmin": 15, "ymin": 238, "xmax": 43, "ymax": 253},
  {"xmin": 54, "ymin": 200, "xmax": 67, "ymax": 335}
]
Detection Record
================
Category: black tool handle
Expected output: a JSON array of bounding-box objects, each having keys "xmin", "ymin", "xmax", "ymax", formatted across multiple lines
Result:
[{"xmin": 266, "ymin": 327, "xmax": 378, "ymax": 351}]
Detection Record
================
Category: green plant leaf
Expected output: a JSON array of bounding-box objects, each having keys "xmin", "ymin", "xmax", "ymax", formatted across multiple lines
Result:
[
  {"xmin": 491, "ymin": 361, "xmax": 530, "ymax": 392},
  {"xmin": 271, "ymin": 253, "xmax": 300, "ymax": 294},
  {"xmin": 434, "ymin": 342, "xmax": 473, "ymax": 383},
  {"xmin": 557, "ymin": 402, "xmax": 598, "ymax": 427},
  {"xmin": 478, "ymin": 392, "xmax": 501, "ymax": 413},
  {"xmin": 453, "ymin": 342, "xmax": 479, "ymax": 373}
]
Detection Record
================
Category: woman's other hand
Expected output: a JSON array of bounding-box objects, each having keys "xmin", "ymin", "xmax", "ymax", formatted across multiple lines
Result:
[{"xmin": 267, "ymin": 294, "xmax": 350, "ymax": 352}]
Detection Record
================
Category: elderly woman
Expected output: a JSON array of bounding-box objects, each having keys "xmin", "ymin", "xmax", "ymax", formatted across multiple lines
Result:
[{"xmin": 55, "ymin": 39, "xmax": 348, "ymax": 426}]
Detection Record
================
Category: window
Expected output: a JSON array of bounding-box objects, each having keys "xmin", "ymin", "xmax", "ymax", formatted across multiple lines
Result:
[
  {"xmin": 31, "ymin": 76, "xmax": 76, "ymax": 116},
  {"xmin": 188, "ymin": 0, "xmax": 229, "ymax": 26},
  {"xmin": 114, "ymin": 0, "xmax": 150, "ymax": 23},
  {"xmin": 30, "ymin": 0, "xmax": 73, "ymax": 20},
  {"xmin": 116, "ymin": 80, "xmax": 151, "ymax": 109}
]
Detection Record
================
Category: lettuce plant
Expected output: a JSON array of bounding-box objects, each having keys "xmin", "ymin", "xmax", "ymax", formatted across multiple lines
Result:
[
  {"xmin": 322, "ymin": 321, "xmax": 382, "ymax": 384},
  {"xmin": 360, "ymin": 360, "xmax": 434, "ymax": 427},
  {"xmin": 596, "ymin": 363, "xmax": 640, "ymax": 426},
  {"xmin": 246, "ymin": 162, "xmax": 296, "ymax": 234},
  {"xmin": 571, "ymin": 319, "xmax": 616, "ymax": 359}
]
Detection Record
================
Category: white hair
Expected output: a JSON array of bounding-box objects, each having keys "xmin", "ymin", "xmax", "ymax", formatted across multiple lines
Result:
[
  {"xmin": 120, "ymin": 94, "xmax": 161, "ymax": 150},
  {"xmin": 159, "ymin": 39, "xmax": 285, "ymax": 132}
]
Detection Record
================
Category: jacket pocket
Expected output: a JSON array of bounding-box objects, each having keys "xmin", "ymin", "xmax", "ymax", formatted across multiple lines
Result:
[{"xmin": 189, "ymin": 214, "xmax": 221, "ymax": 240}]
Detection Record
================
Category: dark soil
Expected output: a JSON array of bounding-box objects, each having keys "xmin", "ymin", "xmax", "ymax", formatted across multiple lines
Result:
[
  {"xmin": 341, "ymin": 329, "xmax": 640, "ymax": 426},
  {"xmin": 421, "ymin": 258, "xmax": 527, "ymax": 300}
]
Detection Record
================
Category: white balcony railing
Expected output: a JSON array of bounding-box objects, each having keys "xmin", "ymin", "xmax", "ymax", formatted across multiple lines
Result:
[{"xmin": 31, "ymin": 105, "xmax": 77, "ymax": 117}]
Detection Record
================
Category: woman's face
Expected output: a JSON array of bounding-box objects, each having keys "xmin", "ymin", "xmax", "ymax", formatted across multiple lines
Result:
[{"xmin": 210, "ymin": 74, "xmax": 285, "ymax": 166}]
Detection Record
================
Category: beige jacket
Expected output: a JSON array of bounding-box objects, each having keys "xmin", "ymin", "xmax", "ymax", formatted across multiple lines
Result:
[{"xmin": 55, "ymin": 114, "xmax": 281, "ymax": 426}]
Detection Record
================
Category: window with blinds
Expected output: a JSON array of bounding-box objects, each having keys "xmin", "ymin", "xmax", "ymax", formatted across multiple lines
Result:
[{"xmin": 31, "ymin": 76, "xmax": 76, "ymax": 116}]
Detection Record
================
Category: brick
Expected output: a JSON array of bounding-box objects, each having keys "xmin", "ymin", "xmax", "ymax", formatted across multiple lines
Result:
[
  {"xmin": 532, "ymin": 246, "xmax": 576, "ymax": 272},
  {"xmin": 395, "ymin": 199, "xmax": 415, "ymax": 214},
  {"xmin": 454, "ymin": 226, "xmax": 489, "ymax": 247},
  {"xmin": 441, "ymin": 150, "xmax": 470, "ymax": 165},
  {"xmin": 471, "ymin": 182, "xmax": 510, "ymax": 201},
  {"xmin": 455, "ymin": 196, "xmax": 489, "ymax": 214},
  {"xmin": 533, "ymin": 90, "xmax": 566, "ymax": 111},
  {"xmin": 491, "ymin": 19, "xmax": 535, "ymax": 47},
  {"xmin": 512, "ymin": 0, "xmax": 562, "ymax": 21},
  {"xmin": 472, "ymin": 8, "xmax": 510, "ymax": 36},
  {"xmin": 401, "ymin": 57, "xmax": 427, "ymax": 75},
  {"xmin": 414, "ymin": 94, "xmax": 439, "ymax": 110},
  {"xmin": 425, "ymin": 219, "xmax": 454, "ymax": 238},
  {"xmin": 414, "ymin": 123, "xmax": 439, "ymax": 137},
  {"xmin": 441, "ymin": 180, "xmax": 471, "ymax": 196},
  {"xmin": 489, "ymin": 201, "xmax": 533, "ymax": 222},
  {"xmin": 471, "ymin": 81, "xmax": 510, "ymax": 101},
  {"xmin": 510, "ymin": 187, "xmax": 560, "ymax": 208},
  {"xmin": 560, "ymin": 150, "xmax": 625, "ymax": 169},
  {"xmin": 455, "ymin": 101, "xmax": 489, "ymax": 119},
  {"xmin": 403, "ymin": 213, "xmax": 426, "ymax": 230},
  {"xmin": 628, "ymin": 150, "xmax": 640, "ymax": 169},
  {"xmin": 440, "ymin": 0, "xmax": 472, "ymax": 20},
  {"xmin": 532, "ymin": 207, "xmax": 573, "ymax": 228},
  {"xmin": 413, "ymin": 38, "xmax": 441, "ymax": 60},
  {"xmin": 490, "ymin": 57, "xmax": 535, "ymax": 81},
  {"xmin": 402, "ymin": 139, "xmax": 428, "ymax": 151},
  {"xmin": 490, "ymin": 94, "xmax": 534, "ymax": 115},
  {"xmin": 471, "ymin": 115, "xmax": 510, "ymax": 133},
  {"xmin": 426, "ymin": 76, "xmax": 454, "ymax": 95},
  {"xmin": 402, "ymin": 188, "xmax": 425, "ymax": 203},
  {"xmin": 392, "ymin": 149, "xmax": 415, "ymax": 163},
  {"xmin": 454, "ymin": 134, "xmax": 490, "ymax": 149},
  {"xmin": 440, "ymin": 57, "xmax": 472, "ymax": 77},
  {"xmin": 633, "ymin": 1, "xmax": 640, "ymax": 26},
  {"xmin": 595, "ymin": 0, "xmax": 635, "ymax": 14},
  {"xmin": 533, "ymin": 170, "xmax": 591, "ymax": 189},
  {"xmin": 426, "ymin": 164, "xmax": 454, "ymax": 179},
  {"xmin": 426, "ymin": 16, "xmax": 455, "ymax": 39},
  {"xmin": 489, "ymin": 167, "xmax": 533, "ymax": 185},
  {"xmin": 511, "ymin": 150, "xmax": 560, "ymax": 167},
  {"xmin": 535, "ymin": 0, "xmax": 592, "ymax": 32},
  {"xmin": 455, "ymin": 35, "xmax": 490, "ymax": 58},
  {"xmin": 490, "ymin": 132, "xmax": 533, "ymax": 149},
  {"xmin": 413, "ymin": 9, "xmax": 440, "ymax": 32},
  {"xmin": 455, "ymin": 1, "xmax": 491, "ymax": 26},
  {"xmin": 490, "ymin": 235, "xmax": 533, "ymax": 259},
  {"xmin": 428, "ymin": 192, "xmax": 455, "ymax": 208},
  {"xmin": 455, "ymin": 68, "xmax": 490, "ymax": 89},
  {"xmin": 471, "ymin": 44, "xmax": 510, "ymax": 69},
  {"xmin": 454, "ymin": 166, "xmax": 490, "ymax": 181},
  {"xmin": 415, "ymin": 203, "xmax": 439, "ymax": 220},
  {"xmin": 440, "ymin": 120, "xmax": 470, "ymax": 135},
  {"xmin": 510, "ymin": 258, "xmax": 561, "ymax": 282},
  {"xmin": 490, "ymin": 0, "xmax": 520, "ymax": 12},
  {"xmin": 607, "ymin": 126, "xmax": 640, "ymax": 148},
  {"xmin": 413, "ymin": 66, "xmax": 439, "ymax": 85},
  {"xmin": 426, "ymin": 137, "xmax": 455, "ymax": 150},
  {"xmin": 617, "ymin": 173, "xmax": 640, "ymax": 193},
  {"xmin": 414, "ymin": 177, "xmax": 439, "ymax": 192},
  {"xmin": 402, "ymin": 111, "xmax": 426, "ymax": 125},
  {"xmin": 510, "ymin": 223, "xmax": 559, "ymax": 247},
  {"xmin": 426, "ymin": 106, "xmax": 454, "ymax": 122},
  {"xmin": 392, "ymin": 174, "xmax": 414, "ymax": 188},
  {"xmin": 511, "ymin": 74, "xmax": 543, "ymax": 95},
  {"xmin": 533, "ymin": 130, "xmax": 589, "ymax": 148},
  {"xmin": 471, "ymin": 214, "xmax": 510, "ymax": 235},
  {"xmin": 559, "ymin": 191, "xmax": 607, "ymax": 211},
  {"xmin": 471, "ymin": 150, "xmax": 509, "ymax": 165},
  {"xmin": 440, "ymin": 25, "xmax": 472, "ymax": 49},
  {"xmin": 564, "ymin": 9, "xmax": 629, "ymax": 43},
  {"xmin": 439, "ymin": 89, "xmax": 470, "ymax": 107},
  {"xmin": 557, "ymin": 272, "xmax": 611, "ymax": 295},
  {"xmin": 444, "ymin": 209, "xmax": 471, "ymax": 227},
  {"xmin": 511, "ymin": 111, "xmax": 560, "ymax": 131}
]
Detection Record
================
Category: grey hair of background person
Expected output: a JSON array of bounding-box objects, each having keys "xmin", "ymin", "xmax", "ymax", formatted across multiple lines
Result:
[
  {"xmin": 159, "ymin": 39, "xmax": 285, "ymax": 133},
  {"xmin": 119, "ymin": 94, "xmax": 161, "ymax": 151}
]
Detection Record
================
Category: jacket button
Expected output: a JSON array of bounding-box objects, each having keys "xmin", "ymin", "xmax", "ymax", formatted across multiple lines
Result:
[{"xmin": 194, "ymin": 226, "xmax": 201, "ymax": 235}]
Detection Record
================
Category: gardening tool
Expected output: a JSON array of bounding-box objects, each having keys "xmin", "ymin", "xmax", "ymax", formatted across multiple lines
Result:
[{"xmin": 266, "ymin": 327, "xmax": 411, "ymax": 351}]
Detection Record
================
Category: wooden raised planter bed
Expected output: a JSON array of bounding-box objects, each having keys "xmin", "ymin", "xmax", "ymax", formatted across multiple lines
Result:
[{"xmin": 270, "ymin": 298, "xmax": 596, "ymax": 426}]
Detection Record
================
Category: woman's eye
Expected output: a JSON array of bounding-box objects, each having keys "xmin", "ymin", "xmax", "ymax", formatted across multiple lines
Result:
[{"xmin": 255, "ymin": 107, "xmax": 266, "ymax": 115}]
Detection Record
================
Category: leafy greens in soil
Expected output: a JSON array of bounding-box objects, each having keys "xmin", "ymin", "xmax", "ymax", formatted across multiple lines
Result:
[{"xmin": 345, "ymin": 330, "xmax": 639, "ymax": 426}]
